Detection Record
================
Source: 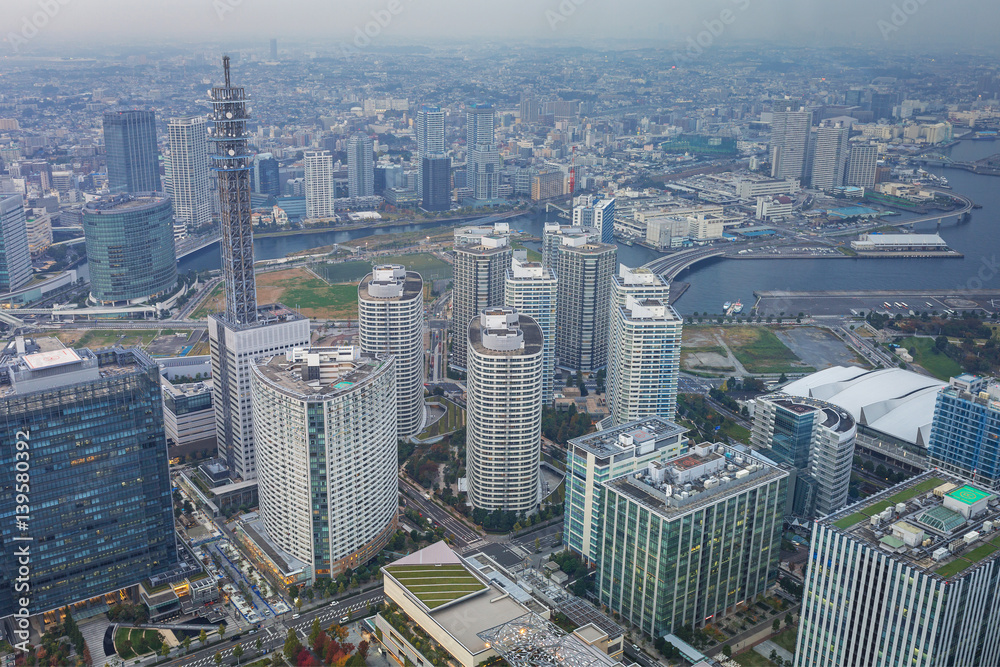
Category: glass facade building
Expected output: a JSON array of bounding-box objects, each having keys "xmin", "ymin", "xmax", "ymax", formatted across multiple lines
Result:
[
  {"xmin": 103, "ymin": 110, "xmax": 162, "ymax": 195},
  {"xmin": 82, "ymin": 194, "xmax": 177, "ymax": 305},
  {"xmin": 928, "ymin": 375, "xmax": 1000, "ymax": 490},
  {"xmin": 251, "ymin": 153, "xmax": 280, "ymax": 198},
  {"xmin": 0, "ymin": 346, "xmax": 176, "ymax": 617},
  {"xmin": 0, "ymin": 194, "xmax": 32, "ymax": 293}
]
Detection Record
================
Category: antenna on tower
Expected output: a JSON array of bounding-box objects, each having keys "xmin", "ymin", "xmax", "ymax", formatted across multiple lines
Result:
[{"xmin": 223, "ymin": 55, "xmax": 231, "ymax": 87}]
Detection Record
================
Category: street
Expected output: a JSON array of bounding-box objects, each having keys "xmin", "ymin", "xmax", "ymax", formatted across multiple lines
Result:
[{"xmin": 399, "ymin": 475, "xmax": 485, "ymax": 550}]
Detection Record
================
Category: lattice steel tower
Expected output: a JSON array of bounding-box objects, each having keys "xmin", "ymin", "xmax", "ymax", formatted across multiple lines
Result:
[{"xmin": 210, "ymin": 56, "xmax": 257, "ymax": 326}]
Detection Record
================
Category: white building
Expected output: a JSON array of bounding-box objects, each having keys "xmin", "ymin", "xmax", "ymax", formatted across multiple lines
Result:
[
  {"xmin": 755, "ymin": 195, "xmax": 795, "ymax": 221},
  {"xmin": 450, "ymin": 226, "xmax": 512, "ymax": 370},
  {"xmin": 811, "ymin": 121, "xmax": 850, "ymax": 191},
  {"xmin": 416, "ymin": 105, "xmax": 445, "ymax": 198},
  {"xmin": 160, "ymin": 377, "xmax": 215, "ymax": 450},
  {"xmin": 251, "ymin": 346, "xmax": 398, "ymax": 581},
  {"xmin": 167, "ymin": 116, "xmax": 212, "ymax": 230},
  {"xmin": 466, "ymin": 308, "xmax": 543, "ymax": 512},
  {"xmin": 358, "ymin": 265, "xmax": 426, "ymax": 437},
  {"xmin": 770, "ymin": 110, "xmax": 812, "ymax": 181},
  {"xmin": 0, "ymin": 194, "xmax": 32, "ymax": 292},
  {"xmin": 347, "ymin": 133, "xmax": 374, "ymax": 198},
  {"xmin": 608, "ymin": 266, "xmax": 682, "ymax": 424},
  {"xmin": 304, "ymin": 150, "xmax": 335, "ymax": 220},
  {"xmin": 572, "ymin": 196, "xmax": 616, "ymax": 244},
  {"xmin": 505, "ymin": 253, "xmax": 558, "ymax": 405},
  {"xmin": 735, "ymin": 177, "xmax": 801, "ymax": 201}
]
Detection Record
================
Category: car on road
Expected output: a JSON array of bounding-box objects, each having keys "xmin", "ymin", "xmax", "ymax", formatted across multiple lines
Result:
[
  {"xmin": 330, "ymin": 601, "xmax": 338, "ymax": 606},
  {"xmin": 340, "ymin": 616, "xmax": 350, "ymax": 623},
  {"xmin": 292, "ymin": 613, "xmax": 300, "ymax": 619}
]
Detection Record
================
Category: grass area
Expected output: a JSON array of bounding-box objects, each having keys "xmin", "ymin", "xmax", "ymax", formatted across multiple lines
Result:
[
  {"xmin": 862, "ymin": 500, "xmax": 893, "ymax": 516},
  {"xmin": 192, "ymin": 269, "xmax": 359, "ymax": 320},
  {"xmin": 773, "ymin": 627, "xmax": 797, "ymax": 653},
  {"xmin": 385, "ymin": 564, "xmax": 485, "ymax": 608},
  {"xmin": 721, "ymin": 421, "xmax": 752, "ymax": 443},
  {"xmin": 415, "ymin": 399, "xmax": 466, "ymax": 441},
  {"xmin": 725, "ymin": 327, "xmax": 811, "ymax": 375},
  {"xmin": 833, "ymin": 513, "xmax": 868, "ymax": 530},
  {"xmin": 935, "ymin": 558, "xmax": 973, "ymax": 578},
  {"xmin": 512, "ymin": 243, "xmax": 544, "ymax": 262},
  {"xmin": 115, "ymin": 628, "xmax": 161, "ymax": 659},
  {"xmin": 50, "ymin": 329, "xmax": 157, "ymax": 351},
  {"xmin": 317, "ymin": 260, "xmax": 374, "ymax": 283},
  {"xmin": 392, "ymin": 252, "xmax": 453, "ymax": 281},
  {"xmin": 191, "ymin": 282, "xmax": 225, "ymax": 320},
  {"xmin": 733, "ymin": 650, "xmax": 778, "ymax": 666},
  {"xmin": 343, "ymin": 226, "xmax": 456, "ymax": 251},
  {"xmin": 887, "ymin": 477, "xmax": 946, "ymax": 504},
  {"xmin": 897, "ymin": 337, "xmax": 964, "ymax": 381},
  {"xmin": 836, "ymin": 478, "xmax": 948, "ymax": 530},
  {"xmin": 964, "ymin": 542, "xmax": 998, "ymax": 563}
]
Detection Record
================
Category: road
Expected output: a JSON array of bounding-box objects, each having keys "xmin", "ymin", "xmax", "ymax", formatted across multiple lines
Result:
[{"xmin": 399, "ymin": 476, "xmax": 485, "ymax": 550}]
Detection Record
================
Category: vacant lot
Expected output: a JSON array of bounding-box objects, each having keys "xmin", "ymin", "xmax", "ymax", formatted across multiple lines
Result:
[
  {"xmin": 898, "ymin": 336, "xmax": 964, "ymax": 381},
  {"xmin": 684, "ymin": 326, "xmax": 813, "ymax": 375},
  {"xmin": 191, "ymin": 268, "xmax": 360, "ymax": 320},
  {"xmin": 774, "ymin": 327, "xmax": 870, "ymax": 370},
  {"xmin": 50, "ymin": 329, "xmax": 158, "ymax": 350}
]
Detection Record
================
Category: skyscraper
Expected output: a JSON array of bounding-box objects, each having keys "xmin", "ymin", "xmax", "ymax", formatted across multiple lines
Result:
[
  {"xmin": 0, "ymin": 344, "xmax": 177, "ymax": 617},
  {"xmin": 269, "ymin": 38, "xmax": 277, "ymax": 59},
  {"xmin": 251, "ymin": 347, "xmax": 398, "ymax": 581},
  {"xmin": 607, "ymin": 266, "xmax": 682, "ymax": 423},
  {"xmin": 847, "ymin": 144, "xmax": 879, "ymax": 189},
  {"xmin": 103, "ymin": 110, "xmax": 162, "ymax": 194},
  {"xmin": 555, "ymin": 234, "xmax": 616, "ymax": 373},
  {"xmin": 358, "ymin": 265, "xmax": 426, "ymax": 437},
  {"xmin": 596, "ymin": 444, "xmax": 788, "ymax": 638},
  {"xmin": 870, "ymin": 91, "xmax": 899, "ymax": 121},
  {"xmin": 167, "ymin": 115, "xmax": 212, "ymax": 231},
  {"xmin": 798, "ymin": 471, "xmax": 1000, "ymax": 667},
  {"xmin": 207, "ymin": 58, "xmax": 311, "ymax": 481},
  {"xmin": 770, "ymin": 109, "xmax": 812, "ymax": 181},
  {"xmin": 251, "ymin": 152, "xmax": 280, "ymax": 197},
  {"xmin": 520, "ymin": 93, "xmax": 539, "ymax": 124},
  {"xmin": 467, "ymin": 104, "xmax": 500, "ymax": 201},
  {"xmin": 347, "ymin": 133, "xmax": 374, "ymax": 198},
  {"xmin": 450, "ymin": 226, "xmax": 512, "ymax": 370},
  {"xmin": 416, "ymin": 105, "xmax": 445, "ymax": 198},
  {"xmin": 0, "ymin": 194, "xmax": 32, "ymax": 292},
  {"xmin": 928, "ymin": 374, "xmax": 1000, "ymax": 489},
  {"xmin": 572, "ymin": 197, "xmax": 616, "ymax": 245},
  {"xmin": 505, "ymin": 253, "xmax": 557, "ymax": 405},
  {"xmin": 304, "ymin": 150, "xmax": 335, "ymax": 219},
  {"xmin": 750, "ymin": 393, "xmax": 856, "ymax": 518},
  {"xmin": 420, "ymin": 154, "xmax": 451, "ymax": 211},
  {"xmin": 811, "ymin": 121, "xmax": 850, "ymax": 191},
  {"xmin": 466, "ymin": 308, "xmax": 543, "ymax": 512},
  {"xmin": 541, "ymin": 223, "xmax": 600, "ymax": 270},
  {"xmin": 82, "ymin": 194, "xmax": 177, "ymax": 305}
]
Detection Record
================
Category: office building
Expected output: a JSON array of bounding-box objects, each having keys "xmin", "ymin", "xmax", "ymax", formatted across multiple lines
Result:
[
  {"xmin": 596, "ymin": 444, "xmax": 788, "ymax": 638},
  {"xmin": 505, "ymin": 253, "xmax": 557, "ymax": 405},
  {"xmin": 555, "ymin": 235, "xmax": 616, "ymax": 372},
  {"xmin": 811, "ymin": 121, "xmax": 850, "ymax": 191},
  {"xmin": 541, "ymin": 223, "xmax": 599, "ymax": 270},
  {"xmin": 421, "ymin": 154, "xmax": 451, "ymax": 211},
  {"xmin": 770, "ymin": 110, "xmax": 812, "ymax": 181},
  {"xmin": 797, "ymin": 471, "xmax": 1000, "ymax": 667},
  {"xmin": 467, "ymin": 104, "xmax": 500, "ymax": 201},
  {"xmin": 166, "ymin": 115, "xmax": 212, "ymax": 231},
  {"xmin": 751, "ymin": 393, "xmax": 857, "ymax": 518},
  {"xmin": 870, "ymin": 91, "xmax": 899, "ymax": 121},
  {"xmin": 531, "ymin": 170, "xmax": 565, "ymax": 201},
  {"xmin": 304, "ymin": 150, "xmax": 335, "ymax": 219},
  {"xmin": 520, "ymin": 93, "xmax": 539, "ymax": 124},
  {"xmin": 251, "ymin": 152, "xmax": 280, "ymax": 197},
  {"xmin": 572, "ymin": 196, "xmax": 616, "ymax": 245},
  {"xmin": 928, "ymin": 374, "xmax": 1000, "ymax": 490},
  {"xmin": 251, "ymin": 347, "xmax": 398, "ymax": 581},
  {"xmin": 160, "ymin": 377, "xmax": 215, "ymax": 453},
  {"xmin": 358, "ymin": 265, "xmax": 425, "ymax": 438},
  {"xmin": 103, "ymin": 110, "xmax": 162, "ymax": 194},
  {"xmin": 0, "ymin": 194, "xmax": 32, "ymax": 292},
  {"xmin": 847, "ymin": 144, "xmax": 879, "ymax": 189},
  {"xmin": 416, "ymin": 105, "xmax": 445, "ymax": 198},
  {"xmin": 347, "ymin": 133, "xmax": 374, "ymax": 198},
  {"xmin": 466, "ymin": 308, "xmax": 543, "ymax": 512},
  {"xmin": 269, "ymin": 38, "xmax": 277, "ymax": 59},
  {"xmin": 564, "ymin": 417, "xmax": 687, "ymax": 564},
  {"xmin": 450, "ymin": 226, "xmax": 512, "ymax": 370},
  {"xmin": 607, "ymin": 266, "xmax": 682, "ymax": 423},
  {"xmin": 0, "ymin": 344, "xmax": 177, "ymax": 617},
  {"xmin": 82, "ymin": 194, "xmax": 177, "ymax": 305}
]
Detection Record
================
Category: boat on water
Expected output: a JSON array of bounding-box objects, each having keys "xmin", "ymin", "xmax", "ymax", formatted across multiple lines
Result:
[
  {"xmin": 732, "ymin": 300, "xmax": 744, "ymax": 314},
  {"xmin": 723, "ymin": 301, "xmax": 732, "ymax": 311}
]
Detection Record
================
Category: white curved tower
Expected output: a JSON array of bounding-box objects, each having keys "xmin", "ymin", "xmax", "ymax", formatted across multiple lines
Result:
[
  {"xmin": 251, "ymin": 347, "xmax": 398, "ymax": 580},
  {"xmin": 358, "ymin": 265, "xmax": 426, "ymax": 437},
  {"xmin": 466, "ymin": 307, "xmax": 543, "ymax": 512}
]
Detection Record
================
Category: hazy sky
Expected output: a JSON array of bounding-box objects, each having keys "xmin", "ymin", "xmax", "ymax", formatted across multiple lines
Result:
[{"xmin": 2, "ymin": 0, "xmax": 996, "ymax": 52}]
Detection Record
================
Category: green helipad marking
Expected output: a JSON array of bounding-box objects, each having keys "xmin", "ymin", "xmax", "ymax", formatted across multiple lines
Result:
[{"xmin": 947, "ymin": 486, "xmax": 991, "ymax": 505}]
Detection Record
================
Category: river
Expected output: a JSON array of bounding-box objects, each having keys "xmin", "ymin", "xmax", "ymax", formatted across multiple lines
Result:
[{"xmin": 178, "ymin": 139, "xmax": 1000, "ymax": 315}]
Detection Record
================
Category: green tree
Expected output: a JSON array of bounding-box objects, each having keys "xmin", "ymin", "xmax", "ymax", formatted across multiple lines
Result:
[
  {"xmin": 288, "ymin": 584, "xmax": 298, "ymax": 600},
  {"xmin": 199, "ymin": 630, "xmax": 208, "ymax": 647},
  {"xmin": 309, "ymin": 619, "xmax": 321, "ymax": 645},
  {"xmin": 213, "ymin": 651, "xmax": 222, "ymax": 666},
  {"xmin": 772, "ymin": 618, "xmax": 781, "ymax": 633},
  {"xmin": 218, "ymin": 624, "xmax": 226, "ymax": 641},
  {"xmin": 233, "ymin": 643, "xmax": 243, "ymax": 665},
  {"xmin": 182, "ymin": 636, "xmax": 192, "ymax": 653},
  {"xmin": 159, "ymin": 645, "xmax": 170, "ymax": 659},
  {"xmin": 284, "ymin": 628, "xmax": 301, "ymax": 661},
  {"xmin": 722, "ymin": 644, "xmax": 732, "ymax": 658}
]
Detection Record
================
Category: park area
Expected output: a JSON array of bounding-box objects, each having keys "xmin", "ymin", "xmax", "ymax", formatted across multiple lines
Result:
[
  {"xmin": 316, "ymin": 252, "xmax": 452, "ymax": 284},
  {"xmin": 43, "ymin": 328, "xmax": 208, "ymax": 357},
  {"xmin": 115, "ymin": 628, "xmax": 165, "ymax": 660},
  {"xmin": 415, "ymin": 399, "xmax": 465, "ymax": 442},
  {"xmin": 897, "ymin": 336, "xmax": 964, "ymax": 381}
]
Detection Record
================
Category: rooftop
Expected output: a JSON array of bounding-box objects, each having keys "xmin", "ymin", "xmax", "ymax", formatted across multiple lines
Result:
[
  {"xmin": 825, "ymin": 471, "xmax": 1000, "ymax": 581},
  {"xmin": 253, "ymin": 347, "xmax": 392, "ymax": 400},
  {"xmin": 358, "ymin": 268, "xmax": 423, "ymax": 301},
  {"xmin": 468, "ymin": 311, "xmax": 543, "ymax": 358},
  {"xmin": 767, "ymin": 395, "xmax": 856, "ymax": 434},
  {"xmin": 568, "ymin": 416, "xmax": 687, "ymax": 459}
]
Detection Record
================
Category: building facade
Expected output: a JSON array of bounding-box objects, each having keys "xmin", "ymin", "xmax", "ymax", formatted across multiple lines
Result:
[
  {"xmin": 555, "ymin": 236, "xmax": 616, "ymax": 372},
  {"xmin": 251, "ymin": 152, "xmax": 280, "ymax": 197},
  {"xmin": 82, "ymin": 194, "xmax": 177, "ymax": 305},
  {"xmin": 466, "ymin": 104, "xmax": 500, "ymax": 201},
  {"xmin": 811, "ymin": 121, "xmax": 850, "ymax": 191},
  {"xmin": 572, "ymin": 197, "xmax": 616, "ymax": 245},
  {"xmin": 450, "ymin": 226, "xmax": 511, "ymax": 370},
  {"xmin": 928, "ymin": 374, "xmax": 1000, "ymax": 490},
  {"xmin": 251, "ymin": 347, "xmax": 398, "ymax": 581},
  {"xmin": 847, "ymin": 144, "xmax": 879, "ymax": 189},
  {"xmin": 304, "ymin": 150, "xmax": 335, "ymax": 220},
  {"xmin": 0, "ymin": 194, "xmax": 32, "ymax": 293},
  {"xmin": 421, "ymin": 154, "xmax": 451, "ymax": 211},
  {"xmin": 466, "ymin": 308, "xmax": 543, "ymax": 512},
  {"xmin": 166, "ymin": 115, "xmax": 212, "ymax": 231},
  {"xmin": 505, "ymin": 254, "xmax": 557, "ymax": 405},
  {"xmin": 541, "ymin": 223, "xmax": 600, "ymax": 270},
  {"xmin": 770, "ymin": 110, "xmax": 812, "ymax": 181},
  {"xmin": 416, "ymin": 105, "xmax": 445, "ymax": 198},
  {"xmin": 358, "ymin": 265, "xmax": 426, "ymax": 437},
  {"xmin": 347, "ymin": 133, "xmax": 374, "ymax": 199},
  {"xmin": 103, "ymin": 110, "xmax": 162, "ymax": 194}
]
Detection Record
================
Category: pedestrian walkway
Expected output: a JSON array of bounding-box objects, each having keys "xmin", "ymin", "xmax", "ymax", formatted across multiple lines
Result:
[
  {"xmin": 754, "ymin": 638, "xmax": 793, "ymax": 663},
  {"xmin": 79, "ymin": 618, "xmax": 114, "ymax": 665}
]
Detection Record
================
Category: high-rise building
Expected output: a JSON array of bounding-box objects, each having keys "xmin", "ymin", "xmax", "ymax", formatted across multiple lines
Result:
[
  {"xmin": 449, "ymin": 226, "xmax": 512, "ymax": 370},
  {"xmin": 770, "ymin": 110, "xmax": 812, "ymax": 181},
  {"xmin": 798, "ymin": 471, "xmax": 1000, "ymax": 667},
  {"xmin": 82, "ymin": 194, "xmax": 177, "ymax": 305},
  {"xmin": 358, "ymin": 265, "xmax": 425, "ymax": 437},
  {"xmin": 928, "ymin": 374, "xmax": 1000, "ymax": 489},
  {"xmin": 811, "ymin": 121, "xmax": 850, "ymax": 191},
  {"xmin": 0, "ymin": 194, "xmax": 32, "ymax": 292},
  {"xmin": 607, "ymin": 266, "xmax": 682, "ymax": 423},
  {"xmin": 251, "ymin": 152, "xmax": 280, "ymax": 197},
  {"xmin": 870, "ymin": 91, "xmax": 899, "ymax": 121},
  {"xmin": 467, "ymin": 104, "xmax": 496, "ymax": 147},
  {"xmin": 466, "ymin": 104, "xmax": 500, "ymax": 201},
  {"xmin": 520, "ymin": 93, "xmax": 539, "ymax": 124},
  {"xmin": 347, "ymin": 133, "xmax": 374, "ymax": 198},
  {"xmin": 103, "ymin": 110, "xmax": 162, "ymax": 194},
  {"xmin": 555, "ymin": 235, "xmax": 616, "ymax": 372},
  {"xmin": 751, "ymin": 393, "xmax": 857, "ymax": 518},
  {"xmin": 0, "ymin": 344, "xmax": 177, "ymax": 617},
  {"xmin": 166, "ymin": 115, "xmax": 212, "ymax": 231},
  {"xmin": 304, "ymin": 150, "xmax": 335, "ymax": 219},
  {"xmin": 416, "ymin": 105, "xmax": 445, "ymax": 198},
  {"xmin": 269, "ymin": 38, "xmax": 277, "ymax": 59},
  {"xmin": 846, "ymin": 144, "xmax": 879, "ymax": 189},
  {"xmin": 207, "ymin": 58, "xmax": 312, "ymax": 482},
  {"xmin": 596, "ymin": 443, "xmax": 788, "ymax": 638},
  {"xmin": 505, "ymin": 253, "xmax": 557, "ymax": 405},
  {"xmin": 420, "ymin": 154, "xmax": 451, "ymax": 211},
  {"xmin": 251, "ymin": 347, "xmax": 398, "ymax": 582},
  {"xmin": 466, "ymin": 308, "xmax": 543, "ymax": 512},
  {"xmin": 564, "ymin": 417, "xmax": 687, "ymax": 564},
  {"xmin": 572, "ymin": 197, "xmax": 616, "ymax": 244},
  {"xmin": 541, "ymin": 223, "xmax": 600, "ymax": 269}
]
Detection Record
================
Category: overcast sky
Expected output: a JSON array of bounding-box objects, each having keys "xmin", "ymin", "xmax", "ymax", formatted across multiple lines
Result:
[{"xmin": 2, "ymin": 0, "xmax": 995, "ymax": 52}]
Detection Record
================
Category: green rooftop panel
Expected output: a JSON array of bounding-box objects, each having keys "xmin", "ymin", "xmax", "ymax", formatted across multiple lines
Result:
[{"xmin": 947, "ymin": 486, "xmax": 992, "ymax": 505}]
